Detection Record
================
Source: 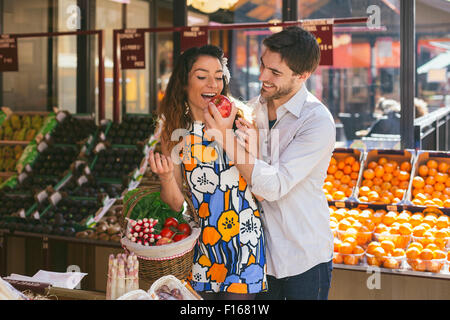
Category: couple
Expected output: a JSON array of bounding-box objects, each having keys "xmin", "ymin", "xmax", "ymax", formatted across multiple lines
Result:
[{"xmin": 148, "ymin": 26, "xmax": 336, "ymax": 300}]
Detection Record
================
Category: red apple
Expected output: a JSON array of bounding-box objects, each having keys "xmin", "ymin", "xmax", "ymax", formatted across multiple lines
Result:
[{"xmin": 209, "ymin": 95, "xmax": 232, "ymax": 118}]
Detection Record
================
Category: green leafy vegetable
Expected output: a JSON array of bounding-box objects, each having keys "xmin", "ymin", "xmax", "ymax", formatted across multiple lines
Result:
[{"xmin": 123, "ymin": 189, "xmax": 185, "ymax": 232}]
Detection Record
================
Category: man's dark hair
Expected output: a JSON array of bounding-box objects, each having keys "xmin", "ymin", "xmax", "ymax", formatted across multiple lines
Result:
[{"xmin": 263, "ymin": 26, "xmax": 320, "ymax": 75}]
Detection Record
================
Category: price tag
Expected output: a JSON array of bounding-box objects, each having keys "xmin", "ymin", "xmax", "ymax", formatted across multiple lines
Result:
[
  {"xmin": 18, "ymin": 209, "xmax": 26, "ymax": 219},
  {"xmin": 387, "ymin": 205, "xmax": 397, "ymax": 212},
  {"xmin": 32, "ymin": 211, "xmax": 40, "ymax": 220},
  {"xmin": 37, "ymin": 141, "xmax": 48, "ymax": 153},
  {"xmin": 18, "ymin": 172, "xmax": 28, "ymax": 184},
  {"xmin": 94, "ymin": 142, "xmax": 106, "ymax": 154},
  {"xmin": 50, "ymin": 192, "xmax": 62, "ymax": 206},
  {"xmin": 36, "ymin": 190, "xmax": 48, "ymax": 203},
  {"xmin": 94, "ymin": 197, "xmax": 117, "ymax": 223},
  {"xmin": 77, "ymin": 175, "xmax": 88, "ymax": 186},
  {"xmin": 335, "ymin": 201, "xmax": 346, "ymax": 208},
  {"xmin": 56, "ymin": 111, "xmax": 67, "ymax": 123}
]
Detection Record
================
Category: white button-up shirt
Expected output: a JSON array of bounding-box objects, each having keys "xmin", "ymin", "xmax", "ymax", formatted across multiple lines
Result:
[{"xmin": 249, "ymin": 84, "xmax": 336, "ymax": 278}]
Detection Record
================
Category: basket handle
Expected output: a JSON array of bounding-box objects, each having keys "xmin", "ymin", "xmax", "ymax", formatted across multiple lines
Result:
[
  {"xmin": 181, "ymin": 170, "xmax": 200, "ymax": 226},
  {"xmin": 122, "ymin": 188, "xmax": 157, "ymax": 221}
]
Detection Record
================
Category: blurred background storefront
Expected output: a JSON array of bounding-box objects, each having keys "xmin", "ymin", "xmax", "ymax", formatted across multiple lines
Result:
[{"xmin": 0, "ymin": 0, "xmax": 448, "ymax": 148}]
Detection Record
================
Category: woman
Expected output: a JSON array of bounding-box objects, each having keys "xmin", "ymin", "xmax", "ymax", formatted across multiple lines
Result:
[{"xmin": 148, "ymin": 45, "xmax": 267, "ymax": 300}]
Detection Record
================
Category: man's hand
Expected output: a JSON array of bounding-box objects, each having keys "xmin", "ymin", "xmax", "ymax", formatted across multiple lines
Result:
[
  {"xmin": 203, "ymin": 101, "xmax": 238, "ymax": 146},
  {"xmin": 235, "ymin": 117, "xmax": 260, "ymax": 159}
]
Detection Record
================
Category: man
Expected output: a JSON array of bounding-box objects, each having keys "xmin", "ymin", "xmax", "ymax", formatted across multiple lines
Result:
[{"xmin": 203, "ymin": 26, "xmax": 335, "ymax": 300}]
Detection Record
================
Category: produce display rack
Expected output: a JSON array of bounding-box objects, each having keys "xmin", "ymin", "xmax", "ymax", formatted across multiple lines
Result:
[{"xmin": 0, "ymin": 109, "xmax": 51, "ymax": 184}]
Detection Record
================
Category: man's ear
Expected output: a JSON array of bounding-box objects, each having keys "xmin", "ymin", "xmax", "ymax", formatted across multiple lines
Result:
[{"xmin": 297, "ymin": 72, "xmax": 311, "ymax": 81}]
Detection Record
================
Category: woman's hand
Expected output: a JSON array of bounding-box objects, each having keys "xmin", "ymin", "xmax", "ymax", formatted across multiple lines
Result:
[
  {"xmin": 235, "ymin": 117, "xmax": 260, "ymax": 158},
  {"xmin": 148, "ymin": 150, "xmax": 175, "ymax": 182}
]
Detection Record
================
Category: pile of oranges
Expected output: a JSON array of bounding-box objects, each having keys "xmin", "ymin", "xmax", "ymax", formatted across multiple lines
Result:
[
  {"xmin": 405, "ymin": 241, "xmax": 447, "ymax": 273},
  {"xmin": 411, "ymin": 159, "xmax": 450, "ymax": 208},
  {"xmin": 330, "ymin": 205, "xmax": 450, "ymax": 273},
  {"xmin": 324, "ymin": 155, "xmax": 360, "ymax": 201},
  {"xmin": 366, "ymin": 240, "xmax": 406, "ymax": 269},
  {"xmin": 358, "ymin": 156, "xmax": 412, "ymax": 204}
]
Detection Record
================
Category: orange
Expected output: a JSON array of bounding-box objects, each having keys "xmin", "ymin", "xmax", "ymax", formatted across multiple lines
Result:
[
  {"xmin": 362, "ymin": 180, "xmax": 374, "ymax": 188},
  {"xmin": 372, "ymin": 177, "xmax": 383, "ymax": 186},
  {"xmin": 383, "ymin": 258, "xmax": 400, "ymax": 269},
  {"xmin": 341, "ymin": 175, "xmax": 351, "ymax": 185},
  {"xmin": 332, "ymin": 190, "xmax": 346, "ymax": 200},
  {"xmin": 344, "ymin": 237, "xmax": 358, "ymax": 249},
  {"xmin": 374, "ymin": 165, "xmax": 385, "ymax": 178},
  {"xmin": 434, "ymin": 182, "xmax": 445, "ymax": 192},
  {"xmin": 338, "ymin": 219, "xmax": 351, "ymax": 231},
  {"xmin": 367, "ymin": 161, "xmax": 378, "ymax": 169},
  {"xmin": 428, "ymin": 168, "xmax": 437, "ymax": 177},
  {"xmin": 427, "ymin": 159, "xmax": 438, "ymax": 170},
  {"xmin": 412, "ymin": 176, "xmax": 425, "ymax": 189},
  {"xmin": 384, "ymin": 162, "xmax": 395, "ymax": 173},
  {"xmin": 359, "ymin": 186, "xmax": 371, "ymax": 197},
  {"xmin": 333, "ymin": 253, "xmax": 343, "ymax": 264},
  {"xmin": 392, "ymin": 248, "xmax": 405, "ymax": 257},
  {"xmin": 363, "ymin": 169, "xmax": 375, "ymax": 180},
  {"xmin": 438, "ymin": 162, "xmax": 449, "ymax": 173},
  {"xmin": 418, "ymin": 165, "xmax": 429, "ymax": 177},
  {"xmin": 435, "ymin": 173, "xmax": 448, "ymax": 184},
  {"xmin": 367, "ymin": 241, "xmax": 381, "ymax": 255},
  {"xmin": 334, "ymin": 170, "xmax": 344, "ymax": 180},
  {"xmin": 353, "ymin": 245, "xmax": 364, "ymax": 255},
  {"xmin": 423, "ymin": 215, "xmax": 437, "ymax": 227},
  {"xmin": 409, "ymin": 242, "xmax": 424, "ymax": 251},
  {"xmin": 398, "ymin": 171, "xmax": 410, "ymax": 181},
  {"xmin": 423, "ymin": 184, "xmax": 434, "ymax": 195},
  {"xmin": 425, "ymin": 243, "xmax": 439, "ymax": 252},
  {"xmin": 373, "ymin": 246, "xmax": 386, "ymax": 260},
  {"xmin": 382, "ymin": 173, "xmax": 393, "ymax": 183},
  {"xmin": 412, "ymin": 198, "xmax": 424, "ymax": 206},
  {"xmin": 398, "ymin": 223, "xmax": 413, "ymax": 235},
  {"xmin": 436, "ymin": 215, "xmax": 449, "ymax": 229},
  {"xmin": 412, "ymin": 225, "xmax": 426, "ymax": 237},
  {"xmin": 400, "ymin": 161, "xmax": 412, "ymax": 172},
  {"xmin": 419, "ymin": 248, "xmax": 433, "ymax": 260},
  {"xmin": 333, "ymin": 238, "xmax": 342, "ymax": 252},
  {"xmin": 380, "ymin": 240, "xmax": 395, "ymax": 254},
  {"xmin": 327, "ymin": 164, "xmax": 338, "ymax": 174},
  {"xmin": 444, "ymin": 199, "xmax": 450, "ymax": 208},
  {"xmin": 344, "ymin": 156, "xmax": 356, "ymax": 166},
  {"xmin": 425, "ymin": 176, "xmax": 436, "ymax": 186},
  {"xmin": 343, "ymin": 165, "xmax": 353, "ymax": 175},
  {"xmin": 338, "ymin": 242, "xmax": 354, "ymax": 254},
  {"xmin": 378, "ymin": 157, "xmax": 388, "ymax": 165},
  {"xmin": 343, "ymin": 254, "xmax": 359, "ymax": 265},
  {"xmin": 406, "ymin": 247, "xmax": 421, "ymax": 259},
  {"xmin": 394, "ymin": 189, "xmax": 406, "ymax": 200},
  {"xmin": 351, "ymin": 162, "xmax": 360, "ymax": 172},
  {"xmin": 330, "ymin": 157, "xmax": 337, "ymax": 166},
  {"xmin": 337, "ymin": 161, "xmax": 346, "ymax": 170},
  {"xmin": 410, "ymin": 214, "xmax": 424, "ymax": 227},
  {"xmin": 342, "ymin": 227, "xmax": 358, "ymax": 240},
  {"xmin": 382, "ymin": 211, "xmax": 397, "ymax": 226}
]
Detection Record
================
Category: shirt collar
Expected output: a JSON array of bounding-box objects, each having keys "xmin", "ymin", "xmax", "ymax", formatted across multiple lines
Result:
[{"xmin": 257, "ymin": 84, "xmax": 308, "ymax": 119}]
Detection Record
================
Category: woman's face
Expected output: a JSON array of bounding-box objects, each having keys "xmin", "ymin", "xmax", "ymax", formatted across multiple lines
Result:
[{"xmin": 186, "ymin": 55, "xmax": 224, "ymax": 115}]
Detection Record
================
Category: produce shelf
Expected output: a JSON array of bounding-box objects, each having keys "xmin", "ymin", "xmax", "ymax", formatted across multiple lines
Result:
[{"xmin": 333, "ymin": 262, "xmax": 450, "ymax": 280}]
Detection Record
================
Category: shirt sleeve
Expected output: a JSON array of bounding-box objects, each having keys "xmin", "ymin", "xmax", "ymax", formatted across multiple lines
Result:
[{"xmin": 250, "ymin": 110, "xmax": 336, "ymax": 202}]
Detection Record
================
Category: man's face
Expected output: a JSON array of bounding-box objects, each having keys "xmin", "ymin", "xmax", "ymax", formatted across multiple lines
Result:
[{"xmin": 258, "ymin": 48, "xmax": 300, "ymax": 101}]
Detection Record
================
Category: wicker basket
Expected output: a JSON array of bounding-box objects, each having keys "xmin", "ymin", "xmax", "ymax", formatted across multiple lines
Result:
[{"xmin": 120, "ymin": 174, "xmax": 200, "ymax": 286}]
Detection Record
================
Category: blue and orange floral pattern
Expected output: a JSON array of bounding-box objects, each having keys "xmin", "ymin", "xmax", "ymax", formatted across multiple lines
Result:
[{"xmin": 181, "ymin": 122, "xmax": 267, "ymax": 294}]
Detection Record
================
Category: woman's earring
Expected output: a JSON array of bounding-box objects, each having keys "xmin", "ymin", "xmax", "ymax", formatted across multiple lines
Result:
[{"xmin": 184, "ymin": 101, "xmax": 190, "ymax": 116}]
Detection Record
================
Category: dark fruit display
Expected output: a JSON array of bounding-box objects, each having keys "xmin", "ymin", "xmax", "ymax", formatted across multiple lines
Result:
[
  {"xmin": 31, "ymin": 145, "xmax": 79, "ymax": 176},
  {"xmin": 105, "ymin": 114, "xmax": 155, "ymax": 145},
  {"xmin": 93, "ymin": 146, "xmax": 142, "ymax": 180},
  {"xmin": 50, "ymin": 116, "xmax": 96, "ymax": 145}
]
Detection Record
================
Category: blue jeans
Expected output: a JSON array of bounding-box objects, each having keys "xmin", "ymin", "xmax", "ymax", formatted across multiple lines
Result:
[{"xmin": 256, "ymin": 260, "xmax": 333, "ymax": 300}]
